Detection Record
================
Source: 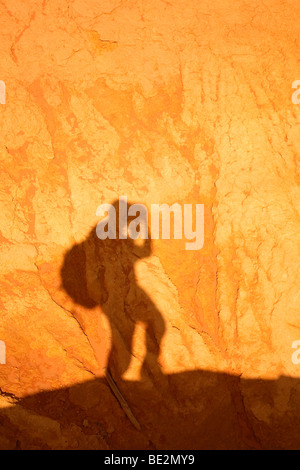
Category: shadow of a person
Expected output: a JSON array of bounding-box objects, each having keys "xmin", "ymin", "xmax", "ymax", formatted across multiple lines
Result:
[{"xmin": 60, "ymin": 199, "xmax": 166, "ymax": 384}]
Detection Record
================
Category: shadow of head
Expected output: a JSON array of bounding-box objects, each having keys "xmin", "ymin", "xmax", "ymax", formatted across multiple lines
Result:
[{"xmin": 60, "ymin": 198, "xmax": 151, "ymax": 309}]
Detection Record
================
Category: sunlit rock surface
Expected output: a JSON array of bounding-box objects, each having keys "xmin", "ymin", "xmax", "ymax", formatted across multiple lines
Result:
[{"xmin": 0, "ymin": 0, "xmax": 300, "ymax": 450}]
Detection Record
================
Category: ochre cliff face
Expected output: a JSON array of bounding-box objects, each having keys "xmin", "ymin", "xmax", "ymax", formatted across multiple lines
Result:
[{"xmin": 0, "ymin": 0, "xmax": 300, "ymax": 450}]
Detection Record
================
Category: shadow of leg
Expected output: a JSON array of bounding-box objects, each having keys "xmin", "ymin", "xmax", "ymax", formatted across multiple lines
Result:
[
  {"xmin": 107, "ymin": 321, "xmax": 135, "ymax": 378},
  {"xmin": 142, "ymin": 316, "xmax": 166, "ymax": 384}
]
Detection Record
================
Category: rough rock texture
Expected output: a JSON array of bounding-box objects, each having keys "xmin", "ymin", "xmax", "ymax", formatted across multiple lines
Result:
[{"xmin": 0, "ymin": 0, "xmax": 300, "ymax": 450}]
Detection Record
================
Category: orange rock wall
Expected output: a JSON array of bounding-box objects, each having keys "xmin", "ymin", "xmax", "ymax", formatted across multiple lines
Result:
[{"xmin": 0, "ymin": 0, "xmax": 300, "ymax": 450}]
